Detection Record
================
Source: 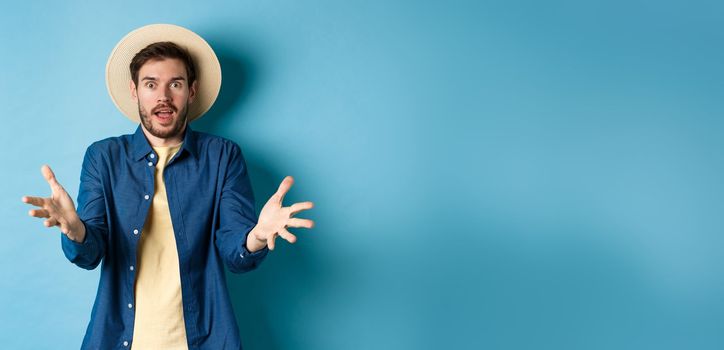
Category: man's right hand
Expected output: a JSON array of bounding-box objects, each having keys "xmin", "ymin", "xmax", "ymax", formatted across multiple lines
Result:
[{"xmin": 22, "ymin": 165, "xmax": 86, "ymax": 243}]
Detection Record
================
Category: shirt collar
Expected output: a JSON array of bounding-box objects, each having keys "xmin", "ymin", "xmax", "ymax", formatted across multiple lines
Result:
[{"xmin": 131, "ymin": 123, "xmax": 198, "ymax": 161}]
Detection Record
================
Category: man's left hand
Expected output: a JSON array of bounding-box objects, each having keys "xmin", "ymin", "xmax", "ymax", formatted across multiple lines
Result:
[{"xmin": 246, "ymin": 176, "xmax": 315, "ymax": 252}]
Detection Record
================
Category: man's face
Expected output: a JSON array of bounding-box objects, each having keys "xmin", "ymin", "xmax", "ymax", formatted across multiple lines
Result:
[{"xmin": 131, "ymin": 58, "xmax": 197, "ymax": 140}]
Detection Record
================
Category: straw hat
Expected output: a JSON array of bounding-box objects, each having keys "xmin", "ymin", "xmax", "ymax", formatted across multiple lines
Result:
[{"xmin": 105, "ymin": 23, "xmax": 222, "ymax": 123}]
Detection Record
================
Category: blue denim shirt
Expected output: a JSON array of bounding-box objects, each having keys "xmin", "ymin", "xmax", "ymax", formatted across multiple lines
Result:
[{"xmin": 61, "ymin": 124, "xmax": 269, "ymax": 349}]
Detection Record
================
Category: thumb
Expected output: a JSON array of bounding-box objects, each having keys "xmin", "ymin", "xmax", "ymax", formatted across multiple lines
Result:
[
  {"xmin": 273, "ymin": 176, "xmax": 294, "ymax": 204},
  {"xmin": 41, "ymin": 164, "xmax": 62, "ymax": 191}
]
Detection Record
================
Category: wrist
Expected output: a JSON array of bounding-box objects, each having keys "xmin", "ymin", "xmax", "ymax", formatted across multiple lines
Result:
[
  {"xmin": 245, "ymin": 225, "xmax": 267, "ymax": 253},
  {"xmin": 67, "ymin": 219, "xmax": 86, "ymax": 243}
]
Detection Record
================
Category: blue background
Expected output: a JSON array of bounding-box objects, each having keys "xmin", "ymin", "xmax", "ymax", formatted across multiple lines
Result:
[{"xmin": 1, "ymin": 1, "xmax": 723, "ymax": 349}]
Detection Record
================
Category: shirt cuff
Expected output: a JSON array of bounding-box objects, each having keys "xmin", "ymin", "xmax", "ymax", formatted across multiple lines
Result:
[
  {"xmin": 239, "ymin": 229, "xmax": 269, "ymax": 260},
  {"xmin": 61, "ymin": 225, "xmax": 96, "ymax": 262},
  {"xmin": 240, "ymin": 240, "xmax": 268, "ymax": 259}
]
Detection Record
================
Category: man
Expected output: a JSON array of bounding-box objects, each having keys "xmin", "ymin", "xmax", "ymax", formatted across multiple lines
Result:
[{"xmin": 21, "ymin": 24, "xmax": 314, "ymax": 349}]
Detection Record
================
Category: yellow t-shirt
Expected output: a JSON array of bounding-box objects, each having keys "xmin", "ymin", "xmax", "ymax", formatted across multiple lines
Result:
[{"xmin": 132, "ymin": 143, "xmax": 188, "ymax": 349}]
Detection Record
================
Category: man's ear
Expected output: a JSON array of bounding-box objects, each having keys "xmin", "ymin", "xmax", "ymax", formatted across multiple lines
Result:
[
  {"xmin": 188, "ymin": 80, "xmax": 198, "ymax": 104},
  {"xmin": 130, "ymin": 80, "xmax": 138, "ymax": 102}
]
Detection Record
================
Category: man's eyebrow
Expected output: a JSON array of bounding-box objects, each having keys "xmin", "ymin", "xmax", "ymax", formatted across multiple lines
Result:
[{"xmin": 140, "ymin": 76, "xmax": 186, "ymax": 81}]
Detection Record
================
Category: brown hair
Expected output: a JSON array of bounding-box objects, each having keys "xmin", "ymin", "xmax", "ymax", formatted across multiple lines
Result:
[{"xmin": 129, "ymin": 41, "xmax": 197, "ymax": 87}]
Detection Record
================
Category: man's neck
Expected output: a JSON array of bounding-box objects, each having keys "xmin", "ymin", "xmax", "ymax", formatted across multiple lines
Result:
[{"xmin": 141, "ymin": 123, "xmax": 186, "ymax": 147}]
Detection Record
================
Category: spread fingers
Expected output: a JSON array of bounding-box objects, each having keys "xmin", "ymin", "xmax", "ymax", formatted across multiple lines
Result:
[
  {"xmin": 44, "ymin": 218, "xmax": 60, "ymax": 228},
  {"xmin": 287, "ymin": 218, "xmax": 314, "ymax": 229},
  {"xmin": 28, "ymin": 209, "xmax": 50, "ymax": 218},
  {"xmin": 22, "ymin": 196, "xmax": 46, "ymax": 207}
]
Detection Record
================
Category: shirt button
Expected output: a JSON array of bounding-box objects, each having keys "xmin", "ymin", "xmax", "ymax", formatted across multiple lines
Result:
[
  {"xmin": 148, "ymin": 161, "xmax": 153, "ymax": 166},
  {"xmin": 123, "ymin": 341, "xmax": 129, "ymax": 347},
  {"xmin": 149, "ymin": 154, "xmax": 155, "ymax": 159},
  {"xmin": 129, "ymin": 266, "xmax": 134, "ymax": 271},
  {"xmin": 240, "ymin": 253, "xmax": 244, "ymax": 258},
  {"xmin": 133, "ymin": 229, "xmax": 139, "ymax": 235},
  {"xmin": 144, "ymin": 194, "xmax": 150, "ymax": 200},
  {"xmin": 128, "ymin": 303, "xmax": 133, "ymax": 309}
]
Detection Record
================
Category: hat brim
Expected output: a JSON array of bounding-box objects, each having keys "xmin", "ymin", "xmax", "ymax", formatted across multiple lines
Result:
[{"xmin": 106, "ymin": 23, "xmax": 221, "ymax": 123}]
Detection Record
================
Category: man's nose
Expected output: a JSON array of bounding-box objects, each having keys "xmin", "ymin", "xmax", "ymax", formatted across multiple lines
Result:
[{"xmin": 157, "ymin": 86, "xmax": 172, "ymax": 102}]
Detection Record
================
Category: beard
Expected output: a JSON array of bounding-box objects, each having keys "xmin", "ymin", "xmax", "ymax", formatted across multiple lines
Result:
[{"xmin": 138, "ymin": 102, "xmax": 189, "ymax": 139}]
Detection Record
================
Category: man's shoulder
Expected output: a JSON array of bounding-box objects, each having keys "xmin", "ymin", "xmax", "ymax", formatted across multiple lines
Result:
[
  {"xmin": 192, "ymin": 130, "xmax": 247, "ymax": 158},
  {"xmin": 85, "ymin": 132, "xmax": 134, "ymax": 154}
]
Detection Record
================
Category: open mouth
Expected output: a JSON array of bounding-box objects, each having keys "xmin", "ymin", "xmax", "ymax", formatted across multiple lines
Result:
[{"xmin": 153, "ymin": 108, "xmax": 175, "ymax": 122}]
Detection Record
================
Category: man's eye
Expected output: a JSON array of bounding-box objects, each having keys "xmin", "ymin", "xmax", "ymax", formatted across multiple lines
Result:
[
  {"xmin": 146, "ymin": 83, "xmax": 155, "ymax": 88},
  {"xmin": 171, "ymin": 82, "xmax": 181, "ymax": 88}
]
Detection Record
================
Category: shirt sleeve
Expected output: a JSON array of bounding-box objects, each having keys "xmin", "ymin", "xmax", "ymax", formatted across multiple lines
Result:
[
  {"xmin": 61, "ymin": 144, "xmax": 108, "ymax": 270},
  {"xmin": 215, "ymin": 142, "xmax": 269, "ymax": 274}
]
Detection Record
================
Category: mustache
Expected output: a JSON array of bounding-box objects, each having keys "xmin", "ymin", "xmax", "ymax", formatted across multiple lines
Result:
[{"xmin": 151, "ymin": 104, "xmax": 177, "ymax": 114}]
